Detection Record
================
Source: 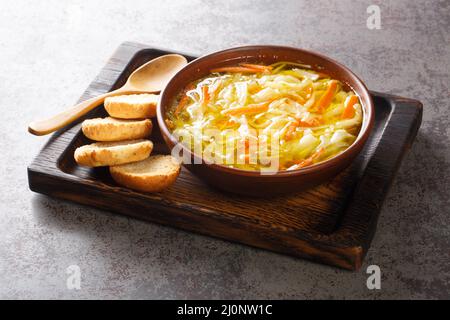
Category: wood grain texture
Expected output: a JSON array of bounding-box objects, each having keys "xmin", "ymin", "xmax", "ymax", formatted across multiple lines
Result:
[{"xmin": 27, "ymin": 42, "xmax": 423, "ymax": 270}]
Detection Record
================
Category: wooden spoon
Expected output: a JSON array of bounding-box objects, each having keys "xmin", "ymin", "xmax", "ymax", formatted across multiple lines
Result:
[{"xmin": 28, "ymin": 54, "xmax": 188, "ymax": 135}]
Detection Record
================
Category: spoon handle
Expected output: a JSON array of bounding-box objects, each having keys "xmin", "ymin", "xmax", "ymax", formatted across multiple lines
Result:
[{"xmin": 28, "ymin": 88, "xmax": 139, "ymax": 136}]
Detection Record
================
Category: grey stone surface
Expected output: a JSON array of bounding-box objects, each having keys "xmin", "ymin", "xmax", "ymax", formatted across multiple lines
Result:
[{"xmin": 0, "ymin": 0, "xmax": 449, "ymax": 299}]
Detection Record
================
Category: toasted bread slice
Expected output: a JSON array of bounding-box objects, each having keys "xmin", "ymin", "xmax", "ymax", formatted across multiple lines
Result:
[
  {"xmin": 82, "ymin": 117, "xmax": 152, "ymax": 141},
  {"xmin": 110, "ymin": 155, "xmax": 181, "ymax": 192},
  {"xmin": 74, "ymin": 139, "xmax": 153, "ymax": 167},
  {"xmin": 104, "ymin": 94, "xmax": 159, "ymax": 119}
]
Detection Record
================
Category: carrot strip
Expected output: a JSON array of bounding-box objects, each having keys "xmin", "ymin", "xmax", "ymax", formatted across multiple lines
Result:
[
  {"xmin": 297, "ymin": 159, "xmax": 313, "ymax": 169},
  {"xmin": 244, "ymin": 138, "xmax": 250, "ymax": 163},
  {"xmin": 209, "ymin": 81, "xmax": 221, "ymax": 100},
  {"xmin": 294, "ymin": 116, "xmax": 323, "ymax": 127},
  {"xmin": 341, "ymin": 95, "xmax": 358, "ymax": 119},
  {"xmin": 315, "ymin": 80, "xmax": 338, "ymax": 113},
  {"xmin": 312, "ymin": 147, "xmax": 325, "ymax": 160},
  {"xmin": 297, "ymin": 148, "xmax": 325, "ymax": 168},
  {"xmin": 285, "ymin": 117, "xmax": 322, "ymax": 141},
  {"xmin": 284, "ymin": 122, "xmax": 299, "ymax": 141},
  {"xmin": 219, "ymin": 119, "xmax": 237, "ymax": 129},
  {"xmin": 286, "ymin": 94, "xmax": 306, "ymax": 105},
  {"xmin": 286, "ymin": 85, "xmax": 313, "ymax": 105},
  {"xmin": 174, "ymin": 84, "xmax": 195, "ymax": 115},
  {"xmin": 201, "ymin": 85, "xmax": 210, "ymax": 105},
  {"xmin": 240, "ymin": 63, "xmax": 272, "ymax": 72},
  {"xmin": 304, "ymin": 85, "xmax": 313, "ymax": 99},
  {"xmin": 223, "ymin": 101, "xmax": 270, "ymax": 116},
  {"xmin": 174, "ymin": 94, "xmax": 189, "ymax": 115},
  {"xmin": 211, "ymin": 66, "xmax": 263, "ymax": 73},
  {"xmin": 248, "ymin": 85, "xmax": 261, "ymax": 94}
]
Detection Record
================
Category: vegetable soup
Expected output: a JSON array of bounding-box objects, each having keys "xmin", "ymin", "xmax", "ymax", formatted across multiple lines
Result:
[{"xmin": 166, "ymin": 62, "xmax": 363, "ymax": 171}]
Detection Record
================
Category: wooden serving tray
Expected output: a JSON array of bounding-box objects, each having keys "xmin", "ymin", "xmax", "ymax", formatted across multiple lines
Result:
[{"xmin": 28, "ymin": 42, "xmax": 422, "ymax": 270}]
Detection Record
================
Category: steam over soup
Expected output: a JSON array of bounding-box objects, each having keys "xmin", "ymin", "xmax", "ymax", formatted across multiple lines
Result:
[{"xmin": 166, "ymin": 62, "xmax": 363, "ymax": 171}]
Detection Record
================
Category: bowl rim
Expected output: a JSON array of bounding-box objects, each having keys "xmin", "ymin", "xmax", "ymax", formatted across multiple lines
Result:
[{"xmin": 157, "ymin": 45, "xmax": 375, "ymax": 177}]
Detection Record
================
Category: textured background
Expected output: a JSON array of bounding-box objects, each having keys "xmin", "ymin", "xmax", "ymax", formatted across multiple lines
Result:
[{"xmin": 0, "ymin": 0, "xmax": 449, "ymax": 299}]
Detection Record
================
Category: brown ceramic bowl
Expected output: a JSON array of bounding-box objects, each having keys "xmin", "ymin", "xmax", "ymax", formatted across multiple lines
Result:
[{"xmin": 157, "ymin": 45, "xmax": 374, "ymax": 196}]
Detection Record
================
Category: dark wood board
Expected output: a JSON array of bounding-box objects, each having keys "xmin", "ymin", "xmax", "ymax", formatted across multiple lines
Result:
[{"xmin": 28, "ymin": 42, "xmax": 423, "ymax": 270}]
